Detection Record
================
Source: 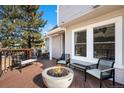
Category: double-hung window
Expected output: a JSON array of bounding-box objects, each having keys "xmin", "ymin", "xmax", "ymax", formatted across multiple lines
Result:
[{"xmin": 74, "ymin": 30, "xmax": 87, "ymax": 57}]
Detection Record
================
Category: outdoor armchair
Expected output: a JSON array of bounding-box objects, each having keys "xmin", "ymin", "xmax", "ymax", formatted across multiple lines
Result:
[
  {"xmin": 56, "ymin": 54, "xmax": 70, "ymax": 66},
  {"xmin": 86, "ymin": 58, "xmax": 115, "ymax": 88}
]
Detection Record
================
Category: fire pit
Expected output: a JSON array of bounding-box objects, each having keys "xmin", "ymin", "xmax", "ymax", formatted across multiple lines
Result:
[{"xmin": 42, "ymin": 66, "xmax": 74, "ymax": 88}]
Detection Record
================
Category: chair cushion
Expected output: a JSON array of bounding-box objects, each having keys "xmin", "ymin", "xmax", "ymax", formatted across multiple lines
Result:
[
  {"xmin": 57, "ymin": 60, "xmax": 66, "ymax": 64},
  {"xmin": 21, "ymin": 59, "xmax": 37, "ymax": 65},
  {"xmin": 87, "ymin": 69, "xmax": 110, "ymax": 79}
]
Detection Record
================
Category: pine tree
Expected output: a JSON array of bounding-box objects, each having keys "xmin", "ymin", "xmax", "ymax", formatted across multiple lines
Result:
[{"xmin": 0, "ymin": 5, "xmax": 47, "ymax": 48}]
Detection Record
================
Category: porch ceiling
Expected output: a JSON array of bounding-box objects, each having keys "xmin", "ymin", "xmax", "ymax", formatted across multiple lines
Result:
[{"xmin": 60, "ymin": 5, "xmax": 124, "ymax": 27}]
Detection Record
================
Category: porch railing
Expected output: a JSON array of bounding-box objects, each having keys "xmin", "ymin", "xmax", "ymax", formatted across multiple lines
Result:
[{"xmin": 0, "ymin": 48, "xmax": 33, "ymax": 76}]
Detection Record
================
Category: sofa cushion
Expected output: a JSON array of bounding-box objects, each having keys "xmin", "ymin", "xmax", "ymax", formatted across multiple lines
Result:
[{"xmin": 87, "ymin": 69, "xmax": 110, "ymax": 79}]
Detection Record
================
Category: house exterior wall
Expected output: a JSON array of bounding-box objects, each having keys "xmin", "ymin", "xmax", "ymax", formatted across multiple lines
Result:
[
  {"xmin": 65, "ymin": 28, "xmax": 72, "ymax": 54},
  {"xmin": 58, "ymin": 5, "xmax": 96, "ymax": 26},
  {"xmin": 64, "ymin": 7, "xmax": 124, "ymax": 84},
  {"xmin": 64, "ymin": 8, "xmax": 124, "ymax": 56},
  {"xmin": 122, "ymin": 16, "xmax": 124, "ymax": 66},
  {"xmin": 52, "ymin": 35, "xmax": 63, "ymax": 59}
]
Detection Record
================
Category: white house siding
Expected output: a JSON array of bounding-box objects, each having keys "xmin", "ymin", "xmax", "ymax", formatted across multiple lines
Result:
[
  {"xmin": 122, "ymin": 16, "xmax": 124, "ymax": 66},
  {"xmin": 65, "ymin": 28, "xmax": 72, "ymax": 54},
  {"xmin": 64, "ymin": 7, "xmax": 124, "ymax": 55},
  {"xmin": 58, "ymin": 5, "xmax": 96, "ymax": 25},
  {"xmin": 116, "ymin": 16, "xmax": 124, "ymax": 84},
  {"xmin": 52, "ymin": 35, "xmax": 63, "ymax": 59},
  {"xmin": 64, "ymin": 7, "xmax": 124, "ymax": 84}
]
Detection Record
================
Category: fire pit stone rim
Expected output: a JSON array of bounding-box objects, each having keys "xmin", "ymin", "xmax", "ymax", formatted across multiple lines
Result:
[{"xmin": 42, "ymin": 66, "xmax": 74, "ymax": 80}]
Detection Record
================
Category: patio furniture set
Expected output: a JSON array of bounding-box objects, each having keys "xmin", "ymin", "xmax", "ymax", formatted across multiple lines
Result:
[
  {"xmin": 54, "ymin": 53, "xmax": 115, "ymax": 88},
  {"xmin": 0, "ymin": 50, "xmax": 115, "ymax": 88}
]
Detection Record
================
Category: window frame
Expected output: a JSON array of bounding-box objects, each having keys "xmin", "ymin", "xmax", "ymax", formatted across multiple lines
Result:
[
  {"xmin": 93, "ymin": 23, "xmax": 115, "ymax": 58},
  {"xmin": 74, "ymin": 29, "xmax": 87, "ymax": 57},
  {"xmin": 71, "ymin": 16, "xmax": 122, "ymax": 66}
]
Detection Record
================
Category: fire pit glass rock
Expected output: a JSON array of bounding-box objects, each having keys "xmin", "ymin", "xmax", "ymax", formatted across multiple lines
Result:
[{"xmin": 42, "ymin": 66, "xmax": 74, "ymax": 88}]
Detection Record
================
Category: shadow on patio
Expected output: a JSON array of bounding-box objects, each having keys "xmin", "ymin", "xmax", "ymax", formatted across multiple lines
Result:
[{"xmin": 33, "ymin": 73, "xmax": 46, "ymax": 88}]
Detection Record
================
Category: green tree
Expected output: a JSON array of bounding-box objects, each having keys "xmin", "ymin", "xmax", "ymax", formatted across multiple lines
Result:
[{"xmin": 0, "ymin": 5, "xmax": 47, "ymax": 48}]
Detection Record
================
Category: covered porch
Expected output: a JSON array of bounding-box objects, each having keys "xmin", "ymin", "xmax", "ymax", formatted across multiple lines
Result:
[{"xmin": 46, "ymin": 27, "xmax": 66, "ymax": 60}]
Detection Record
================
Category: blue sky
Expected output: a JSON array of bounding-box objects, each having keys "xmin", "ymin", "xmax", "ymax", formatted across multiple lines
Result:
[{"xmin": 38, "ymin": 5, "xmax": 57, "ymax": 35}]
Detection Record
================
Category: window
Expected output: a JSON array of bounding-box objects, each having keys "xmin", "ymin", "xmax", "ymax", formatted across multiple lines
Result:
[
  {"xmin": 74, "ymin": 30, "xmax": 87, "ymax": 57},
  {"xmin": 93, "ymin": 23, "xmax": 115, "ymax": 58}
]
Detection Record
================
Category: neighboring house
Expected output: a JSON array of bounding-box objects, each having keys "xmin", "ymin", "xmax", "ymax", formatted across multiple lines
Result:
[{"xmin": 47, "ymin": 5, "xmax": 124, "ymax": 84}]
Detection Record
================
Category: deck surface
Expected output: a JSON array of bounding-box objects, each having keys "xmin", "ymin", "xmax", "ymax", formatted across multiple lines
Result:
[{"xmin": 0, "ymin": 59, "xmax": 123, "ymax": 88}]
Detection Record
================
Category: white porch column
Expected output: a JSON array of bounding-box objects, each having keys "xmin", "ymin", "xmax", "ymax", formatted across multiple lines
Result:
[{"xmin": 49, "ymin": 36, "xmax": 52, "ymax": 60}]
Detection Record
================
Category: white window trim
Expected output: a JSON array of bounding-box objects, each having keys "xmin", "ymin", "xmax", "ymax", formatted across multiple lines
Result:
[
  {"xmin": 74, "ymin": 29, "xmax": 87, "ymax": 57},
  {"xmin": 72, "ymin": 16, "xmax": 124, "ymax": 68},
  {"xmin": 72, "ymin": 27, "xmax": 88, "ymax": 61}
]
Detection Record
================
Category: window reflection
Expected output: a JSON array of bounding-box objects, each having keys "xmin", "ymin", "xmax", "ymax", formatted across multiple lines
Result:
[
  {"xmin": 94, "ymin": 23, "xmax": 115, "ymax": 58},
  {"xmin": 74, "ymin": 30, "xmax": 87, "ymax": 57}
]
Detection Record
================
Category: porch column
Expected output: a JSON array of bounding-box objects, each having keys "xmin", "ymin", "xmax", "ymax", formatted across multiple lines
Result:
[{"xmin": 49, "ymin": 36, "xmax": 52, "ymax": 60}]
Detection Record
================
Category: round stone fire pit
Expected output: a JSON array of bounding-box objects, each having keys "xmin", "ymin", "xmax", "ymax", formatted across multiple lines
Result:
[{"xmin": 42, "ymin": 66, "xmax": 74, "ymax": 88}]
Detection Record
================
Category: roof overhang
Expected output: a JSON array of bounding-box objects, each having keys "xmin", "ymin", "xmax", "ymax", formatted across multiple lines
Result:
[
  {"xmin": 60, "ymin": 5, "xmax": 124, "ymax": 27},
  {"xmin": 47, "ymin": 27, "xmax": 66, "ymax": 36}
]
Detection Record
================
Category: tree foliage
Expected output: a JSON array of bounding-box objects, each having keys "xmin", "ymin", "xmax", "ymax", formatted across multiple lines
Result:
[{"xmin": 0, "ymin": 5, "xmax": 47, "ymax": 48}]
